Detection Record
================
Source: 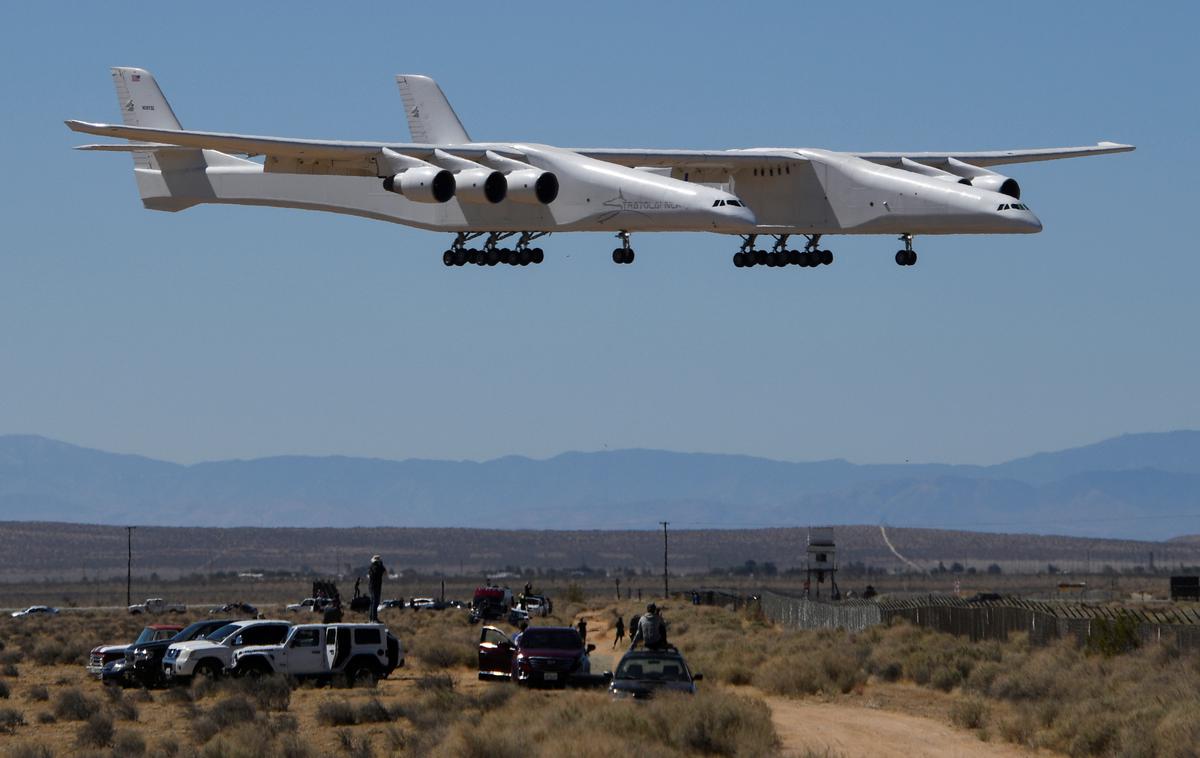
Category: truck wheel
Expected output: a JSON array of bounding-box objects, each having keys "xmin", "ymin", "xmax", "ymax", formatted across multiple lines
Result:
[
  {"xmin": 194, "ymin": 660, "xmax": 222, "ymax": 681},
  {"xmin": 345, "ymin": 663, "xmax": 378, "ymax": 688}
]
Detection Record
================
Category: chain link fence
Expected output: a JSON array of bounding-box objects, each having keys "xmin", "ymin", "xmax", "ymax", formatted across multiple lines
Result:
[{"xmin": 757, "ymin": 590, "xmax": 1200, "ymax": 651}]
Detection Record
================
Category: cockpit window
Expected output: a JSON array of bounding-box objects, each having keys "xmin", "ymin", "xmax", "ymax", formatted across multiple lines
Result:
[{"xmin": 998, "ymin": 203, "xmax": 1029, "ymax": 211}]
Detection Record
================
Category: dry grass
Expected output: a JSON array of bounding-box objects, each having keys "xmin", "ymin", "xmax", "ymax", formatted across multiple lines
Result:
[{"xmin": 21, "ymin": 597, "xmax": 1200, "ymax": 757}]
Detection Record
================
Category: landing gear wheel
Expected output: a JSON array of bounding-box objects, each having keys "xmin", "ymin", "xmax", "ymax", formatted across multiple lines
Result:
[
  {"xmin": 754, "ymin": 250, "xmax": 767, "ymax": 266},
  {"xmin": 487, "ymin": 249, "xmax": 500, "ymax": 266},
  {"xmin": 733, "ymin": 252, "xmax": 744, "ymax": 267},
  {"xmin": 820, "ymin": 250, "xmax": 833, "ymax": 266},
  {"xmin": 896, "ymin": 250, "xmax": 907, "ymax": 266},
  {"xmin": 908, "ymin": 251, "xmax": 917, "ymax": 266},
  {"xmin": 467, "ymin": 249, "xmax": 480, "ymax": 265},
  {"xmin": 453, "ymin": 250, "xmax": 468, "ymax": 266},
  {"xmin": 442, "ymin": 251, "xmax": 454, "ymax": 267},
  {"xmin": 531, "ymin": 248, "xmax": 544, "ymax": 264},
  {"xmin": 788, "ymin": 251, "xmax": 802, "ymax": 265},
  {"xmin": 625, "ymin": 249, "xmax": 635, "ymax": 264},
  {"xmin": 518, "ymin": 250, "xmax": 531, "ymax": 266},
  {"xmin": 613, "ymin": 248, "xmax": 624, "ymax": 264}
]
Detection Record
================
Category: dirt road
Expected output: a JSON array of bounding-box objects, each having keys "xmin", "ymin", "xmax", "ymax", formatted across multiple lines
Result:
[{"xmin": 768, "ymin": 695, "xmax": 1039, "ymax": 758}]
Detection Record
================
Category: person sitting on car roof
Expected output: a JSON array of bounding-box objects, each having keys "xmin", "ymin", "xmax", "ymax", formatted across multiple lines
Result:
[{"xmin": 629, "ymin": 603, "xmax": 668, "ymax": 651}]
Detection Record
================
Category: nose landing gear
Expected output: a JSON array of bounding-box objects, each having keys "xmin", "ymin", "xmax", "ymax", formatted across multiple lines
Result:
[
  {"xmin": 612, "ymin": 231, "xmax": 635, "ymax": 264},
  {"xmin": 895, "ymin": 234, "xmax": 918, "ymax": 266}
]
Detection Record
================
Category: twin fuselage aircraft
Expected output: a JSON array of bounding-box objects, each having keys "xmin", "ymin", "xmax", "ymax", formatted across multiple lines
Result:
[{"xmin": 67, "ymin": 68, "xmax": 1132, "ymax": 269}]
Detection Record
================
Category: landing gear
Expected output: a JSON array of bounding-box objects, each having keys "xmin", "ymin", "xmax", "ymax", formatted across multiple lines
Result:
[
  {"xmin": 895, "ymin": 234, "xmax": 917, "ymax": 266},
  {"xmin": 612, "ymin": 231, "xmax": 635, "ymax": 265},
  {"xmin": 442, "ymin": 232, "xmax": 548, "ymax": 268},
  {"xmin": 732, "ymin": 234, "xmax": 833, "ymax": 269}
]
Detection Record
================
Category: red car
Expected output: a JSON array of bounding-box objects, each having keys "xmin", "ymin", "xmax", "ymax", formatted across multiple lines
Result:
[{"xmin": 478, "ymin": 625, "xmax": 595, "ymax": 687}]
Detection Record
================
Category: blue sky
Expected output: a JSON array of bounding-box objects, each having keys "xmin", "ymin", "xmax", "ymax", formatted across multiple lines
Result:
[{"xmin": 0, "ymin": 2, "xmax": 1195, "ymax": 466}]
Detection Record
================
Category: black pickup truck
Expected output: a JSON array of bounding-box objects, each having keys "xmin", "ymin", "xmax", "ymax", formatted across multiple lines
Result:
[{"xmin": 104, "ymin": 619, "xmax": 232, "ymax": 687}]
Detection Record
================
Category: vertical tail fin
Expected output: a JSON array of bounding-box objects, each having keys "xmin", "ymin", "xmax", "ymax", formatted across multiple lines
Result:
[
  {"xmin": 110, "ymin": 66, "xmax": 201, "ymax": 173},
  {"xmin": 395, "ymin": 75, "xmax": 471, "ymax": 144},
  {"xmin": 112, "ymin": 67, "xmax": 183, "ymax": 130}
]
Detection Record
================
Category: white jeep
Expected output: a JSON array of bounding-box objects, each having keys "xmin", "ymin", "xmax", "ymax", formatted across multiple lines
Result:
[
  {"xmin": 162, "ymin": 619, "xmax": 292, "ymax": 681},
  {"xmin": 229, "ymin": 623, "xmax": 403, "ymax": 686}
]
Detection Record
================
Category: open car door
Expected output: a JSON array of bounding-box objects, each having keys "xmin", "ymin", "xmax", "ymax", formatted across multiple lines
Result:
[{"xmin": 478, "ymin": 626, "xmax": 514, "ymax": 680}]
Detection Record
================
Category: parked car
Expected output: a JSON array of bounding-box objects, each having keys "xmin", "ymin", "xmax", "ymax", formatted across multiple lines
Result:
[
  {"xmin": 521, "ymin": 594, "xmax": 552, "ymax": 617},
  {"xmin": 507, "ymin": 607, "xmax": 531, "ymax": 626},
  {"xmin": 208, "ymin": 602, "xmax": 259, "ymax": 617},
  {"xmin": 88, "ymin": 624, "xmax": 182, "ymax": 676},
  {"xmin": 376, "ymin": 599, "xmax": 406, "ymax": 612},
  {"xmin": 469, "ymin": 586, "xmax": 513, "ymax": 623},
  {"xmin": 478, "ymin": 625, "xmax": 597, "ymax": 688},
  {"xmin": 607, "ymin": 647, "xmax": 702, "ymax": 699},
  {"xmin": 285, "ymin": 597, "xmax": 333, "ymax": 613},
  {"xmin": 128, "ymin": 598, "xmax": 187, "ymax": 615},
  {"xmin": 229, "ymin": 623, "xmax": 403, "ymax": 686},
  {"xmin": 410, "ymin": 597, "xmax": 438, "ymax": 610},
  {"xmin": 10, "ymin": 606, "xmax": 58, "ymax": 618},
  {"xmin": 163, "ymin": 619, "xmax": 291, "ymax": 682},
  {"xmin": 105, "ymin": 619, "xmax": 233, "ymax": 687}
]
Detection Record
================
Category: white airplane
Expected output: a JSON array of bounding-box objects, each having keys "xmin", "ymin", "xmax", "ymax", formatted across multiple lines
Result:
[{"xmin": 67, "ymin": 68, "xmax": 1133, "ymax": 269}]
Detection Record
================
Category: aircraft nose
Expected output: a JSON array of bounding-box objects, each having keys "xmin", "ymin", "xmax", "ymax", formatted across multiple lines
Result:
[
  {"xmin": 733, "ymin": 205, "xmax": 757, "ymax": 226},
  {"xmin": 1008, "ymin": 206, "xmax": 1042, "ymax": 233}
]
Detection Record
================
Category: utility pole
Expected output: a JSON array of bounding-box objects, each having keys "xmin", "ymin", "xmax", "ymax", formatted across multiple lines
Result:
[
  {"xmin": 660, "ymin": 521, "xmax": 669, "ymax": 598},
  {"xmin": 126, "ymin": 526, "xmax": 135, "ymax": 607}
]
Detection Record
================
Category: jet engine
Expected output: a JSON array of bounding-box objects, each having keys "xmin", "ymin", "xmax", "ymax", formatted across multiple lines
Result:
[
  {"xmin": 943, "ymin": 158, "xmax": 1021, "ymax": 198},
  {"xmin": 453, "ymin": 168, "xmax": 507, "ymax": 204},
  {"xmin": 382, "ymin": 167, "xmax": 456, "ymax": 203},
  {"xmin": 965, "ymin": 173, "xmax": 1021, "ymax": 199},
  {"xmin": 505, "ymin": 169, "xmax": 559, "ymax": 205}
]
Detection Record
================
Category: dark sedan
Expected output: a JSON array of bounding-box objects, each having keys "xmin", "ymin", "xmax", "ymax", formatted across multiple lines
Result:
[
  {"xmin": 107, "ymin": 619, "xmax": 233, "ymax": 687},
  {"xmin": 608, "ymin": 648, "xmax": 702, "ymax": 699}
]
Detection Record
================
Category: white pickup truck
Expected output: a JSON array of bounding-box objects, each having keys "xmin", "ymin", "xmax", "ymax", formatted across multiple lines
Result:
[
  {"xmin": 128, "ymin": 598, "xmax": 187, "ymax": 615},
  {"xmin": 229, "ymin": 623, "xmax": 403, "ymax": 686}
]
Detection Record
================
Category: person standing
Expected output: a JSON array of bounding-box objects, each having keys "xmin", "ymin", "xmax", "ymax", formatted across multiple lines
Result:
[
  {"xmin": 368, "ymin": 555, "xmax": 386, "ymax": 623},
  {"xmin": 612, "ymin": 615, "xmax": 625, "ymax": 648},
  {"xmin": 576, "ymin": 617, "xmax": 588, "ymax": 643},
  {"xmin": 629, "ymin": 603, "xmax": 667, "ymax": 651}
]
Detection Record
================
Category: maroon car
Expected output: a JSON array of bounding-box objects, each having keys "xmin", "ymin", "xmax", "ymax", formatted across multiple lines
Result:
[{"xmin": 478, "ymin": 625, "xmax": 595, "ymax": 687}]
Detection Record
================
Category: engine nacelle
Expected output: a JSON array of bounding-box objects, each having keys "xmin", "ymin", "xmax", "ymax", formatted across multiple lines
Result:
[
  {"xmin": 381, "ymin": 167, "xmax": 455, "ymax": 203},
  {"xmin": 943, "ymin": 158, "xmax": 1020, "ymax": 199},
  {"xmin": 505, "ymin": 169, "xmax": 559, "ymax": 205},
  {"xmin": 454, "ymin": 168, "xmax": 507, "ymax": 204},
  {"xmin": 967, "ymin": 173, "xmax": 1021, "ymax": 199}
]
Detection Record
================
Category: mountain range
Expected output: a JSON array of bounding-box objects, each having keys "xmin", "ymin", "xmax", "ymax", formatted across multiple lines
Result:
[{"xmin": 1, "ymin": 431, "xmax": 1199, "ymax": 540}]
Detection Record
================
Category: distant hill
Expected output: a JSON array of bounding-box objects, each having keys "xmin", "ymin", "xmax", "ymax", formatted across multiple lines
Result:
[
  {"xmin": 0, "ymin": 431, "xmax": 1198, "ymax": 540},
  {"xmin": 0, "ymin": 521, "xmax": 1194, "ymax": 582}
]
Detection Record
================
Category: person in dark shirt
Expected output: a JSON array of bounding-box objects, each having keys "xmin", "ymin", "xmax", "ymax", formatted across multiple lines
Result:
[
  {"xmin": 612, "ymin": 615, "xmax": 625, "ymax": 648},
  {"xmin": 368, "ymin": 555, "xmax": 386, "ymax": 623}
]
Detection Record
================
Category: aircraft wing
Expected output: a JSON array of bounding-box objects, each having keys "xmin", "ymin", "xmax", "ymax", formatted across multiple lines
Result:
[
  {"xmin": 574, "ymin": 148, "xmax": 805, "ymax": 169},
  {"xmin": 64, "ymin": 120, "xmax": 515, "ymax": 176},
  {"xmin": 855, "ymin": 141, "xmax": 1134, "ymax": 168}
]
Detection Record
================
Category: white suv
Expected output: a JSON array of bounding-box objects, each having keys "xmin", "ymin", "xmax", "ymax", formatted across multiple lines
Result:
[
  {"xmin": 229, "ymin": 623, "xmax": 403, "ymax": 686},
  {"xmin": 163, "ymin": 620, "xmax": 291, "ymax": 681}
]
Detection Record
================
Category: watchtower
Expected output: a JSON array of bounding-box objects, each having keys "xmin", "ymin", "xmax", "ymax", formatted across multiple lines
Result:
[{"xmin": 806, "ymin": 526, "xmax": 840, "ymax": 600}]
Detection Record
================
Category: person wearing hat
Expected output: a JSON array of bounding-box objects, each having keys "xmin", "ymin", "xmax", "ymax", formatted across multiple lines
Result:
[
  {"xmin": 368, "ymin": 555, "xmax": 387, "ymax": 623},
  {"xmin": 629, "ymin": 602, "xmax": 667, "ymax": 651}
]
